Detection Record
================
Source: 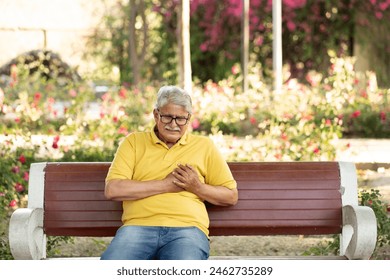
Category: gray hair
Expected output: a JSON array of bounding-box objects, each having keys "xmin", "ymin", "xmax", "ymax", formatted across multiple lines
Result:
[{"xmin": 154, "ymin": 85, "xmax": 192, "ymax": 114}]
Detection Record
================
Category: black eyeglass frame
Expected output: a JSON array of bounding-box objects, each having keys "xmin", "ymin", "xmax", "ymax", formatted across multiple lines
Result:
[{"xmin": 157, "ymin": 109, "xmax": 191, "ymax": 126}]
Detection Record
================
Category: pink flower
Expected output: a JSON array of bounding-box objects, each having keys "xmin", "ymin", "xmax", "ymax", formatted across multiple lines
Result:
[
  {"xmin": 200, "ymin": 42, "xmax": 208, "ymax": 52},
  {"xmin": 14, "ymin": 183, "xmax": 24, "ymax": 192},
  {"xmin": 192, "ymin": 118, "xmax": 200, "ymax": 129},
  {"xmin": 283, "ymin": 0, "xmax": 306, "ymax": 9},
  {"xmin": 375, "ymin": 11, "xmax": 383, "ymax": 19},
  {"xmin": 379, "ymin": 2, "xmax": 389, "ymax": 10},
  {"xmin": 34, "ymin": 92, "xmax": 42, "ymax": 101},
  {"xmin": 118, "ymin": 126, "xmax": 128, "ymax": 135},
  {"xmin": 101, "ymin": 93, "xmax": 110, "ymax": 101},
  {"xmin": 254, "ymin": 36, "xmax": 264, "ymax": 46},
  {"xmin": 231, "ymin": 65, "xmax": 240, "ymax": 75},
  {"xmin": 69, "ymin": 89, "xmax": 77, "ymax": 97},
  {"xmin": 286, "ymin": 20, "xmax": 296, "ymax": 31},
  {"xmin": 9, "ymin": 200, "xmax": 17, "ymax": 207},
  {"xmin": 23, "ymin": 171, "xmax": 29, "ymax": 181}
]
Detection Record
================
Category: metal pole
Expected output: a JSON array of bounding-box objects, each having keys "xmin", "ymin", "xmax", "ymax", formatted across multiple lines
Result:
[{"xmin": 272, "ymin": 0, "xmax": 282, "ymax": 94}]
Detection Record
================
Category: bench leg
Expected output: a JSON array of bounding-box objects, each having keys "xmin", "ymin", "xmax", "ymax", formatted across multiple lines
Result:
[
  {"xmin": 9, "ymin": 208, "xmax": 46, "ymax": 260},
  {"xmin": 341, "ymin": 205, "xmax": 377, "ymax": 260}
]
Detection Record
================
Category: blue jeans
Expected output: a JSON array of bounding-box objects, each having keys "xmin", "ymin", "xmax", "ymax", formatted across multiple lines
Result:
[{"xmin": 100, "ymin": 225, "xmax": 210, "ymax": 260}]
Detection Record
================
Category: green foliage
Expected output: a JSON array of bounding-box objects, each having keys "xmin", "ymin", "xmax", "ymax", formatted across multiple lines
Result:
[
  {"xmin": 303, "ymin": 188, "xmax": 390, "ymax": 259},
  {"xmin": 360, "ymin": 189, "xmax": 390, "ymax": 250},
  {"xmin": 46, "ymin": 236, "xmax": 74, "ymax": 258}
]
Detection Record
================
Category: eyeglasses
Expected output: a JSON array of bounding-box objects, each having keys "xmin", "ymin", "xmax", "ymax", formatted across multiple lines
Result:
[{"xmin": 157, "ymin": 110, "xmax": 190, "ymax": 126}]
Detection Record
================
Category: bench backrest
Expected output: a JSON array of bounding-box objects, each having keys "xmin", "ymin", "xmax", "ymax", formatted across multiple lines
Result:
[{"xmin": 38, "ymin": 162, "xmax": 344, "ymax": 237}]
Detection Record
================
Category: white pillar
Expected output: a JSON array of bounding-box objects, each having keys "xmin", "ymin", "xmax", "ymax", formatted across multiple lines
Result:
[
  {"xmin": 272, "ymin": 0, "xmax": 282, "ymax": 94},
  {"xmin": 241, "ymin": 0, "xmax": 249, "ymax": 94}
]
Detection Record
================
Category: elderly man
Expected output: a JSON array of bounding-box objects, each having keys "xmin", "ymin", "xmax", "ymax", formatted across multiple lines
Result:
[{"xmin": 100, "ymin": 85, "xmax": 238, "ymax": 260}]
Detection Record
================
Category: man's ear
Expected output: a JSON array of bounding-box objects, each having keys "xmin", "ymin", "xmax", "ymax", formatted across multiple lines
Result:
[{"xmin": 153, "ymin": 109, "xmax": 159, "ymax": 121}]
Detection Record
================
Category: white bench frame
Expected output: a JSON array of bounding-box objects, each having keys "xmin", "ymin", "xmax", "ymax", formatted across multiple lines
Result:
[{"xmin": 9, "ymin": 161, "xmax": 377, "ymax": 260}]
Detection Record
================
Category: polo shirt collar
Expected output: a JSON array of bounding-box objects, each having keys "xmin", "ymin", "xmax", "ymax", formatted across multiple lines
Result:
[{"xmin": 152, "ymin": 126, "xmax": 189, "ymax": 146}]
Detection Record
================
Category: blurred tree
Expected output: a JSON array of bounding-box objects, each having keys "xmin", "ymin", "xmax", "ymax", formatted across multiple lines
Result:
[
  {"xmin": 128, "ymin": 0, "xmax": 148, "ymax": 86},
  {"xmin": 84, "ymin": 0, "xmax": 390, "ymax": 87}
]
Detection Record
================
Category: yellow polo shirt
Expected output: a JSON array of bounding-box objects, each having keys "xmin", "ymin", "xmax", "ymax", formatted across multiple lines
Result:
[{"xmin": 106, "ymin": 129, "xmax": 237, "ymax": 237}]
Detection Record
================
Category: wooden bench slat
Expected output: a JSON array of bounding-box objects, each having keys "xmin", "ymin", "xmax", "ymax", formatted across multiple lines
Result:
[
  {"xmin": 45, "ymin": 201, "xmax": 122, "ymax": 211},
  {"xmin": 228, "ymin": 180, "xmax": 340, "ymax": 189},
  {"xmin": 44, "ymin": 199, "xmax": 341, "ymax": 211},
  {"xmin": 227, "ymin": 161, "xmax": 338, "ymax": 169},
  {"xmin": 232, "ymin": 171, "xmax": 339, "ymax": 180},
  {"xmin": 44, "ymin": 180, "xmax": 340, "ymax": 191},
  {"xmin": 42, "ymin": 162, "xmax": 344, "ymax": 237},
  {"xmin": 44, "ymin": 189, "xmax": 340, "ymax": 201}
]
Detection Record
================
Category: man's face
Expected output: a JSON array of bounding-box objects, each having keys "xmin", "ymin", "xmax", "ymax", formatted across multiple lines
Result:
[{"xmin": 153, "ymin": 103, "xmax": 190, "ymax": 147}]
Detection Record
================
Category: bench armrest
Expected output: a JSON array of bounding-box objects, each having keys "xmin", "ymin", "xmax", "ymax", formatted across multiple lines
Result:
[
  {"xmin": 341, "ymin": 205, "xmax": 377, "ymax": 260},
  {"xmin": 9, "ymin": 208, "xmax": 46, "ymax": 260}
]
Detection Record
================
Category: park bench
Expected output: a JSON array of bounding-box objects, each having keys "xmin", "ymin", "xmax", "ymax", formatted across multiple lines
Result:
[{"xmin": 9, "ymin": 161, "xmax": 377, "ymax": 260}]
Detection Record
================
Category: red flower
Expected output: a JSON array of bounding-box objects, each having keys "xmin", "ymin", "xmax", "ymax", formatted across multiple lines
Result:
[
  {"xmin": 351, "ymin": 110, "xmax": 361, "ymax": 118},
  {"xmin": 119, "ymin": 88, "xmax": 127, "ymax": 99},
  {"xmin": 11, "ymin": 64, "xmax": 17, "ymax": 80},
  {"xmin": 380, "ymin": 112, "xmax": 386, "ymax": 121},
  {"xmin": 34, "ymin": 92, "xmax": 42, "ymax": 101},
  {"xmin": 249, "ymin": 117, "xmax": 257, "ymax": 125},
  {"xmin": 52, "ymin": 135, "xmax": 60, "ymax": 149},
  {"xmin": 18, "ymin": 154, "xmax": 26, "ymax": 164},
  {"xmin": 11, "ymin": 166, "xmax": 20, "ymax": 173}
]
